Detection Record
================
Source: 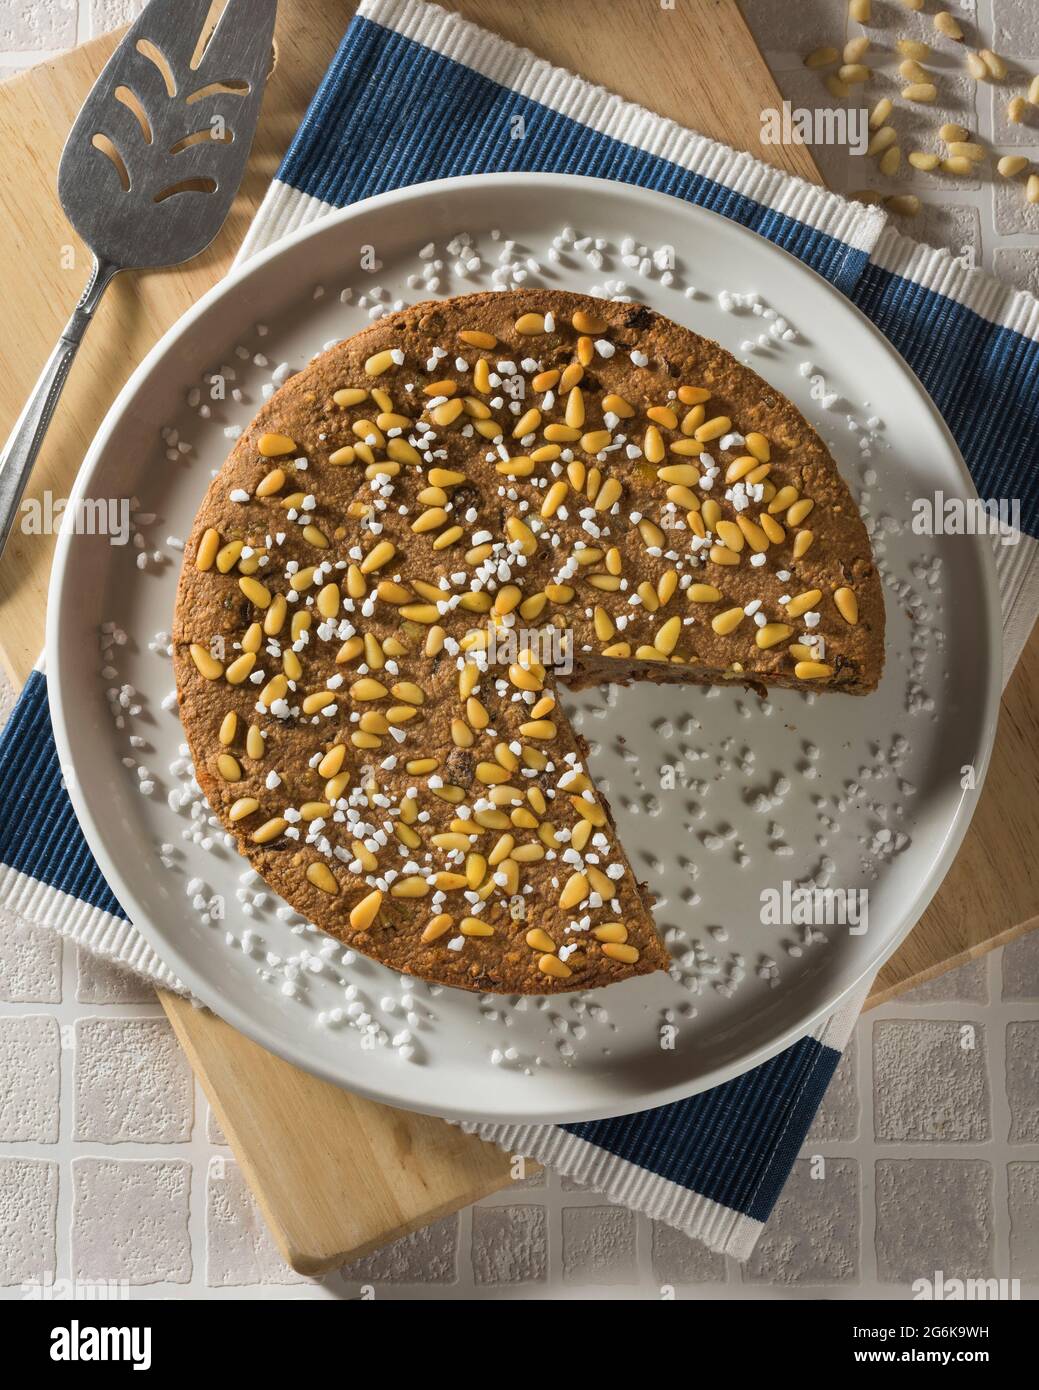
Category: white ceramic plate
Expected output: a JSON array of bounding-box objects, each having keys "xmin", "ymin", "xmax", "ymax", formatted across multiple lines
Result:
[{"xmin": 46, "ymin": 174, "xmax": 1001, "ymax": 1123}]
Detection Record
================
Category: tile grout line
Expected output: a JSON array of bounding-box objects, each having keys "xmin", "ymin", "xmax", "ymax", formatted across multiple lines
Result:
[
  {"xmin": 988, "ymin": 945, "xmax": 1012, "ymax": 1282},
  {"xmin": 859, "ymin": 1002, "xmax": 879, "ymax": 1288}
]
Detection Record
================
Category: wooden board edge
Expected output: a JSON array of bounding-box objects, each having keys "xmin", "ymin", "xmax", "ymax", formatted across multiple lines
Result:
[
  {"xmin": 280, "ymin": 1165, "xmax": 527, "ymax": 1277},
  {"xmin": 159, "ymin": 988, "xmax": 520, "ymax": 1275},
  {"xmin": 865, "ymin": 911, "xmax": 1039, "ymax": 1010}
]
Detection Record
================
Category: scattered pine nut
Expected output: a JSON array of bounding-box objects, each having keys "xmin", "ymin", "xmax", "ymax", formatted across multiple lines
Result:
[
  {"xmin": 941, "ymin": 155, "xmax": 974, "ymax": 176},
  {"xmin": 712, "ymin": 608, "xmax": 744, "ymax": 637},
  {"xmin": 901, "ymin": 0, "xmax": 923, "ymax": 8},
  {"xmin": 965, "ymin": 51, "xmax": 988, "ymax": 81},
  {"xmin": 885, "ymin": 194, "xmax": 921, "ymax": 217},
  {"xmin": 571, "ymin": 309, "xmax": 607, "ymax": 334},
  {"xmin": 458, "ymin": 329, "xmax": 496, "ymax": 349},
  {"xmin": 868, "ymin": 126, "xmax": 897, "ymax": 156},
  {"xmin": 216, "ymin": 756, "xmax": 240, "ymax": 789},
  {"xmin": 903, "ymin": 83, "xmax": 937, "ymax": 103},
  {"xmin": 364, "ymin": 348, "xmax": 400, "ymax": 376},
  {"xmin": 421, "ymin": 914, "xmax": 453, "ymax": 944},
  {"xmin": 349, "ymin": 889, "xmax": 382, "ymax": 933},
  {"xmin": 189, "ymin": 644, "xmax": 223, "ymax": 680},
  {"xmin": 255, "ymin": 467, "xmax": 286, "ymax": 498},
  {"xmin": 793, "ymin": 530, "xmax": 814, "ymax": 559},
  {"xmin": 306, "ymin": 861, "xmax": 339, "ymax": 895},
  {"xmin": 252, "ymin": 817, "xmax": 287, "ymax": 845},
  {"xmin": 804, "ymin": 46, "xmax": 839, "ymax": 69},
  {"xmin": 1007, "ymin": 96, "xmax": 1027, "ymax": 124},
  {"xmin": 980, "ymin": 50, "xmax": 1007, "ymax": 80},
  {"xmin": 896, "ymin": 40, "xmax": 930, "ymax": 60},
  {"xmin": 940, "ymin": 123, "xmax": 970, "ymax": 143},
  {"xmin": 844, "ymin": 36, "xmax": 870, "ymax": 64},
  {"xmin": 879, "ymin": 145, "xmax": 901, "ymax": 176},
  {"xmin": 849, "ymin": 0, "xmax": 871, "ymax": 22},
  {"xmin": 947, "ymin": 141, "xmax": 985, "ymax": 161},
  {"xmin": 525, "ymin": 927, "xmax": 557, "ymax": 954},
  {"xmin": 850, "ymin": 188, "xmax": 884, "ymax": 205},
  {"xmin": 900, "ymin": 59, "xmax": 928, "ymax": 83},
  {"xmin": 933, "ymin": 11, "xmax": 964, "ymax": 41},
  {"xmin": 795, "ymin": 661, "xmax": 834, "ymax": 681},
  {"xmin": 998, "ymin": 155, "xmax": 1029, "ymax": 177},
  {"xmin": 602, "ymin": 943, "xmax": 640, "ymax": 965},
  {"xmin": 869, "ymin": 98, "xmax": 894, "ymax": 129},
  {"xmin": 195, "ymin": 528, "xmax": 219, "ymax": 571},
  {"xmin": 1030, "ymin": 75, "xmax": 1039, "ymax": 105},
  {"xmin": 909, "ymin": 151, "xmax": 941, "ymax": 171},
  {"xmin": 834, "ymin": 588, "xmax": 860, "ymax": 625},
  {"xmin": 257, "ymin": 432, "xmax": 296, "ymax": 458},
  {"xmin": 1028, "ymin": 174, "xmax": 1039, "ymax": 204},
  {"xmin": 538, "ymin": 953, "xmax": 571, "ymax": 980},
  {"xmin": 825, "ymin": 75, "xmax": 850, "ymax": 99},
  {"xmin": 839, "ymin": 63, "xmax": 871, "ymax": 84}
]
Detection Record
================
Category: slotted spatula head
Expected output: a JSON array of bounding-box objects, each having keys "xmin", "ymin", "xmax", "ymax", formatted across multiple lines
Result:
[{"xmin": 58, "ymin": 0, "xmax": 277, "ymax": 270}]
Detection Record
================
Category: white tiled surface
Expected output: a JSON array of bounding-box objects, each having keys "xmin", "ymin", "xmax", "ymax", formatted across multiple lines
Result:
[
  {"xmin": 739, "ymin": 0, "xmax": 1039, "ymax": 287},
  {"xmin": 0, "ymin": 0, "xmax": 1037, "ymax": 1300}
]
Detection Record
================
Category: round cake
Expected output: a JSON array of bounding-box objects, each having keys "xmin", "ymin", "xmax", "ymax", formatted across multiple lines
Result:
[{"xmin": 173, "ymin": 289, "xmax": 884, "ymax": 994}]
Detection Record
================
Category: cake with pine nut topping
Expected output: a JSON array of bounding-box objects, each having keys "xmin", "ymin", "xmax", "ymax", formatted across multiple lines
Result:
[{"xmin": 173, "ymin": 289, "xmax": 884, "ymax": 994}]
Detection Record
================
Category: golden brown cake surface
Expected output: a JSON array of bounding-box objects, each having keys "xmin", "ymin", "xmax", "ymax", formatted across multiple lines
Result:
[{"xmin": 173, "ymin": 290, "xmax": 884, "ymax": 994}]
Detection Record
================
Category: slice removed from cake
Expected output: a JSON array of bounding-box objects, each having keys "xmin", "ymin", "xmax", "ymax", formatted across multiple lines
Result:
[{"xmin": 173, "ymin": 289, "xmax": 884, "ymax": 993}]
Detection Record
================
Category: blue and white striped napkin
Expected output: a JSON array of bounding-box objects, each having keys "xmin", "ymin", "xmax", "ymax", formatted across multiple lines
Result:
[{"xmin": 3, "ymin": 0, "xmax": 1038, "ymax": 1260}]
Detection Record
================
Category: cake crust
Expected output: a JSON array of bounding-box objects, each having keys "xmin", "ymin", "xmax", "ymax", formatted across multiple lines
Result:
[{"xmin": 173, "ymin": 289, "xmax": 884, "ymax": 994}]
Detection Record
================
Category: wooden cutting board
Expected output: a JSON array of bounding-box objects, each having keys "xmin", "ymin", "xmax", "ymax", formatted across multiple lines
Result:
[{"xmin": 1, "ymin": 0, "xmax": 1036, "ymax": 1274}]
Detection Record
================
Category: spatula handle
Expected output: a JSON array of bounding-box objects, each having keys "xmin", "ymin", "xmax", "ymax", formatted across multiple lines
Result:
[{"xmin": 0, "ymin": 255, "xmax": 120, "ymax": 561}]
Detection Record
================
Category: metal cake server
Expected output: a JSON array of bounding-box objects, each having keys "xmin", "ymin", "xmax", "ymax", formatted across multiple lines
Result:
[{"xmin": 0, "ymin": 0, "xmax": 277, "ymax": 560}]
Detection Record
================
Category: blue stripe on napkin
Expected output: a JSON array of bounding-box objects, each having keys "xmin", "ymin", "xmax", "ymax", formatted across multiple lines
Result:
[
  {"xmin": 283, "ymin": 18, "xmax": 872, "ymax": 295},
  {"xmin": 0, "ymin": 670, "xmax": 124, "ymax": 918},
  {"xmin": 563, "ymin": 1032, "xmax": 841, "ymax": 1222},
  {"xmin": 854, "ymin": 267, "xmax": 1039, "ymax": 531}
]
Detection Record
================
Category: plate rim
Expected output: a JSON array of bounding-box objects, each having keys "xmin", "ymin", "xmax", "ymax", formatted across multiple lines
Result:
[{"xmin": 45, "ymin": 171, "xmax": 1004, "ymax": 1122}]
